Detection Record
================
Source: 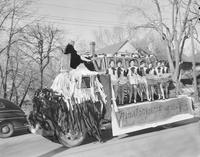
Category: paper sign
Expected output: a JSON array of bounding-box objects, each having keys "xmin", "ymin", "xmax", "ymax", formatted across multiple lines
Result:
[{"xmin": 112, "ymin": 95, "xmax": 194, "ymax": 136}]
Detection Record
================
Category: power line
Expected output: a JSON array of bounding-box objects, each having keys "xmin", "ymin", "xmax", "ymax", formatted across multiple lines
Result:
[
  {"xmin": 29, "ymin": 14, "xmax": 127, "ymax": 27},
  {"xmin": 86, "ymin": 0, "xmax": 122, "ymax": 7},
  {"xmin": 35, "ymin": 2, "xmax": 118, "ymax": 15},
  {"xmin": 22, "ymin": 18, "xmax": 127, "ymax": 29},
  {"xmin": 21, "ymin": 1, "xmax": 129, "ymax": 29},
  {"xmin": 46, "ymin": 19, "xmax": 126, "ymax": 27}
]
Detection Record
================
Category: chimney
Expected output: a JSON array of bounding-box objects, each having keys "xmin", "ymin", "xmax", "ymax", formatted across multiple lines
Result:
[{"xmin": 90, "ymin": 41, "xmax": 95, "ymax": 57}]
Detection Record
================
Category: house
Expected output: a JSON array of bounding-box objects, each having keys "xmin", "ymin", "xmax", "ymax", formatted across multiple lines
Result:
[
  {"xmin": 95, "ymin": 40, "xmax": 137, "ymax": 56},
  {"xmin": 180, "ymin": 39, "xmax": 200, "ymax": 85},
  {"xmin": 182, "ymin": 39, "xmax": 200, "ymax": 63}
]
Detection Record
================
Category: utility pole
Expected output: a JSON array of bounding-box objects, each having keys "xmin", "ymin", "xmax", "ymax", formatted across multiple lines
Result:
[{"xmin": 190, "ymin": 22, "xmax": 198, "ymax": 102}]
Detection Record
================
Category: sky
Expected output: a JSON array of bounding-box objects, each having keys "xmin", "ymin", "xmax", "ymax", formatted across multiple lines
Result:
[
  {"xmin": 30, "ymin": 0, "xmax": 168, "ymax": 42},
  {"xmin": 28, "ymin": 0, "xmax": 200, "ymax": 54}
]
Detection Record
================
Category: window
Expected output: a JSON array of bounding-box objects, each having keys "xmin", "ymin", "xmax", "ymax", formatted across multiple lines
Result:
[
  {"xmin": 81, "ymin": 76, "xmax": 91, "ymax": 88},
  {"xmin": 0, "ymin": 102, "xmax": 5, "ymax": 109}
]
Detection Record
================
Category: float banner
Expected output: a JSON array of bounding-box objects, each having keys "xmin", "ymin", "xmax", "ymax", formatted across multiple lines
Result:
[{"xmin": 115, "ymin": 96, "xmax": 193, "ymax": 128}]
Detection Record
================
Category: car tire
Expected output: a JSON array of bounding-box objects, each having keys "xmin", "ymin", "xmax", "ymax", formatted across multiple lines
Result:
[
  {"xmin": 57, "ymin": 120, "xmax": 87, "ymax": 148},
  {"xmin": 0, "ymin": 122, "xmax": 14, "ymax": 138},
  {"xmin": 58, "ymin": 128, "xmax": 87, "ymax": 148}
]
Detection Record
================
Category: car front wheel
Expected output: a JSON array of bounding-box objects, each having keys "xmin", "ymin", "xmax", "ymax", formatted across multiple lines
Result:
[{"xmin": 0, "ymin": 122, "xmax": 14, "ymax": 138}]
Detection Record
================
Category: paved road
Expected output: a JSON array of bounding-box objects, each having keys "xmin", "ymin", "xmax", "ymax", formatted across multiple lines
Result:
[{"xmin": 1, "ymin": 119, "xmax": 200, "ymax": 157}]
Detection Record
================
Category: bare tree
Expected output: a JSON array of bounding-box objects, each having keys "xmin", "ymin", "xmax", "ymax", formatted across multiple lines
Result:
[
  {"xmin": 76, "ymin": 39, "xmax": 89, "ymax": 53},
  {"xmin": 0, "ymin": 0, "xmax": 33, "ymax": 99},
  {"xmin": 0, "ymin": 1, "xmax": 60, "ymax": 106},
  {"xmin": 124, "ymin": 0, "xmax": 200, "ymax": 93},
  {"xmin": 18, "ymin": 69, "xmax": 35, "ymax": 108},
  {"xmin": 21, "ymin": 23, "xmax": 61, "ymax": 89},
  {"xmin": 93, "ymin": 26, "xmax": 127, "ymax": 49}
]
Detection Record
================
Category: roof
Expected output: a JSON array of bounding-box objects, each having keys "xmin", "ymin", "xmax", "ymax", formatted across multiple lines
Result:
[
  {"xmin": 154, "ymin": 52, "xmax": 168, "ymax": 61},
  {"xmin": 96, "ymin": 40, "xmax": 129, "ymax": 55}
]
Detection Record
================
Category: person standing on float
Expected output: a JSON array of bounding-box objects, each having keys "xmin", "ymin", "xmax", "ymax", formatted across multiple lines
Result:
[
  {"xmin": 106, "ymin": 60, "xmax": 118, "ymax": 99},
  {"xmin": 138, "ymin": 61, "xmax": 150, "ymax": 102},
  {"xmin": 61, "ymin": 40, "xmax": 90, "ymax": 72},
  {"xmin": 154, "ymin": 61, "xmax": 165, "ymax": 100},
  {"xmin": 127, "ymin": 60, "xmax": 139, "ymax": 103},
  {"xmin": 55, "ymin": 40, "xmax": 91, "ymax": 108},
  {"xmin": 116, "ymin": 60, "xmax": 127, "ymax": 105}
]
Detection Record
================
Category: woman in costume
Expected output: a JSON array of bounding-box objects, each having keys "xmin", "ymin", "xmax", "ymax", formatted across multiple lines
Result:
[
  {"xmin": 154, "ymin": 61, "xmax": 165, "ymax": 99},
  {"xmin": 106, "ymin": 60, "xmax": 118, "ymax": 99},
  {"xmin": 138, "ymin": 61, "xmax": 150, "ymax": 102},
  {"xmin": 160, "ymin": 61, "xmax": 170, "ymax": 99},
  {"xmin": 146, "ymin": 63, "xmax": 156, "ymax": 101},
  {"xmin": 116, "ymin": 60, "xmax": 127, "ymax": 105},
  {"xmin": 161, "ymin": 61, "xmax": 169, "ymax": 74},
  {"xmin": 127, "ymin": 59, "xmax": 139, "ymax": 103},
  {"xmin": 146, "ymin": 63, "xmax": 155, "ymax": 75}
]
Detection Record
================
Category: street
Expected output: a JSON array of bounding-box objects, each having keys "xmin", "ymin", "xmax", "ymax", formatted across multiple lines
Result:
[{"xmin": 1, "ymin": 119, "xmax": 200, "ymax": 157}]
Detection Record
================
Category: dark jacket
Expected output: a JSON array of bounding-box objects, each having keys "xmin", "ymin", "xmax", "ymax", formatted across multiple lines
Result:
[{"xmin": 64, "ymin": 44, "xmax": 83, "ymax": 69}]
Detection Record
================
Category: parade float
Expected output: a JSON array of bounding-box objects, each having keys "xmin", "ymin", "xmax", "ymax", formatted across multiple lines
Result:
[{"xmin": 28, "ymin": 53, "xmax": 195, "ymax": 147}]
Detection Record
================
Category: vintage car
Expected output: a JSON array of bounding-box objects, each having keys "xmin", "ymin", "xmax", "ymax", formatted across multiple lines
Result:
[{"xmin": 0, "ymin": 98, "xmax": 28, "ymax": 138}]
